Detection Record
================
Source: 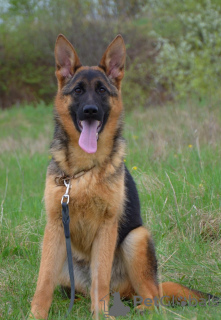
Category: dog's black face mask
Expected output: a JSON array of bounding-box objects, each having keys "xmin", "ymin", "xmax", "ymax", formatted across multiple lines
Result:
[{"xmin": 63, "ymin": 69, "xmax": 117, "ymax": 154}]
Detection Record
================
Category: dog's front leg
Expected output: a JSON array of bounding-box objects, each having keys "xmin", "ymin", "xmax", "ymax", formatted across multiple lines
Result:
[
  {"xmin": 30, "ymin": 222, "xmax": 66, "ymax": 319},
  {"xmin": 90, "ymin": 218, "xmax": 118, "ymax": 318}
]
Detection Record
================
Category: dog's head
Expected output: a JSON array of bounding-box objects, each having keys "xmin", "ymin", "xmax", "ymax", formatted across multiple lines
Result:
[{"xmin": 54, "ymin": 34, "xmax": 126, "ymax": 155}]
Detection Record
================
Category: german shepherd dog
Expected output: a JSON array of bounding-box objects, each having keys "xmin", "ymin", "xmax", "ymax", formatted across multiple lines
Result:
[{"xmin": 30, "ymin": 35, "xmax": 218, "ymax": 319}]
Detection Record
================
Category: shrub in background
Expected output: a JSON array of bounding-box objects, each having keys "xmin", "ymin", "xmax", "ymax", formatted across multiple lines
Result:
[
  {"xmin": 1, "ymin": 0, "xmax": 221, "ymax": 108},
  {"xmin": 155, "ymin": 0, "xmax": 221, "ymax": 99},
  {"xmin": 0, "ymin": 0, "xmax": 150, "ymax": 108}
]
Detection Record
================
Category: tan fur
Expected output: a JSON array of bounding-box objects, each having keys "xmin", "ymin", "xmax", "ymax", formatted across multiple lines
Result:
[
  {"xmin": 31, "ymin": 54, "xmax": 126, "ymax": 318},
  {"xmin": 30, "ymin": 35, "xmax": 215, "ymax": 320},
  {"xmin": 121, "ymin": 227, "xmax": 159, "ymax": 308}
]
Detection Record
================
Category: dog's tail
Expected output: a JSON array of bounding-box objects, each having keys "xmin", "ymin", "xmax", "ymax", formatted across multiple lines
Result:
[{"xmin": 160, "ymin": 282, "xmax": 220, "ymax": 306}]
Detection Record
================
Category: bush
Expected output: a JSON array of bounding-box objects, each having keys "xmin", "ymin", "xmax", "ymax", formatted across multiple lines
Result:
[
  {"xmin": 0, "ymin": 0, "xmax": 150, "ymax": 108},
  {"xmin": 154, "ymin": 1, "xmax": 221, "ymax": 99}
]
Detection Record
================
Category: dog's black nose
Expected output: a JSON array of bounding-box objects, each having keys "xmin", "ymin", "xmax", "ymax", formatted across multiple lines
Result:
[{"xmin": 83, "ymin": 105, "xmax": 98, "ymax": 115}]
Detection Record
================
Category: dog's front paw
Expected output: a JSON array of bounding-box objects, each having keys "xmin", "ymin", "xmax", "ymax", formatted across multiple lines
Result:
[
  {"xmin": 27, "ymin": 314, "xmax": 36, "ymax": 320},
  {"xmin": 27, "ymin": 313, "xmax": 36, "ymax": 320},
  {"xmin": 92, "ymin": 315, "xmax": 115, "ymax": 320},
  {"xmin": 92, "ymin": 311, "xmax": 115, "ymax": 320},
  {"xmin": 28, "ymin": 310, "xmax": 47, "ymax": 320},
  {"xmin": 135, "ymin": 304, "xmax": 151, "ymax": 315}
]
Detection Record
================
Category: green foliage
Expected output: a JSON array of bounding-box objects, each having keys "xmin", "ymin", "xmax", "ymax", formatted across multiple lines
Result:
[
  {"xmin": 154, "ymin": 0, "xmax": 221, "ymax": 98},
  {"xmin": 0, "ymin": 0, "xmax": 149, "ymax": 108},
  {"xmin": 1, "ymin": 0, "xmax": 221, "ymax": 108}
]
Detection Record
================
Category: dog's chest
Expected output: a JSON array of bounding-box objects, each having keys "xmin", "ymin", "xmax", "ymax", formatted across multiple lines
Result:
[
  {"xmin": 45, "ymin": 169, "xmax": 124, "ymax": 256},
  {"xmin": 68, "ymin": 171, "xmax": 108, "ymax": 210},
  {"xmin": 67, "ymin": 173, "xmax": 113, "ymax": 255}
]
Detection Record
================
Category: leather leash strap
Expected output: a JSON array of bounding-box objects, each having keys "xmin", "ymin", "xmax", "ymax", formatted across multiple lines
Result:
[{"xmin": 61, "ymin": 181, "xmax": 75, "ymax": 318}]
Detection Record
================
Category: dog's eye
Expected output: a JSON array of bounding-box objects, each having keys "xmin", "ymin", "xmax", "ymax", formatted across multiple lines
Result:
[
  {"xmin": 74, "ymin": 87, "xmax": 83, "ymax": 95},
  {"xmin": 98, "ymin": 87, "xmax": 106, "ymax": 94}
]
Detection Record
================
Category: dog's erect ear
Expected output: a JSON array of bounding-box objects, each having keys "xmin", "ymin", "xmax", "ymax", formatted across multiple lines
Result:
[
  {"xmin": 99, "ymin": 35, "xmax": 126, "ymax": 86},
  {"xmin": 55, "ymin": 34, "xmax": 81, "ymax": 85}
]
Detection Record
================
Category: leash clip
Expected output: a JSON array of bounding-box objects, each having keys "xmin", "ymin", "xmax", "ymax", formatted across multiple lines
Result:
[{"xmin": 61, "ymin": 179, "xmax": 71, "ymax": 204}]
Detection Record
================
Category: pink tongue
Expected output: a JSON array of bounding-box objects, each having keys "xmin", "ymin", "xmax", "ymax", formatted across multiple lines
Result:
[{"xmin": 79, "ymin": 120, "xmax": 99, "ymax": 153}]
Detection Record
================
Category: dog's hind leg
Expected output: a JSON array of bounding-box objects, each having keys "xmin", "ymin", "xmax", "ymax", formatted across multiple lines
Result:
[{"xmin": 121, "ymin": 226, "xmax": 159, "ymax": 311}]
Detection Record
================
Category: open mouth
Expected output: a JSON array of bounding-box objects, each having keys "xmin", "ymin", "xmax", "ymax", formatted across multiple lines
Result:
[
  {"xmin": 78, "ymin": 120, "xmax": 102, "ymax": 134},
  {"xmin": 78, "ymin": 120, "xmax": 102, "ymax": 154}
]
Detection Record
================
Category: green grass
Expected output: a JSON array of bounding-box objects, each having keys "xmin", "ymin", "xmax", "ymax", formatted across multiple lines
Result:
[{"xmin": 0, "ymin": 101, "xmax": 221, "ymax": 319}]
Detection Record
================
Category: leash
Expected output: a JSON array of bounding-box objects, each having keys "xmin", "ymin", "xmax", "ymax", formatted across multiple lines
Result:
[{"xmin": 61, "ymin": 179, "xmax": 75, "ymax": 318}]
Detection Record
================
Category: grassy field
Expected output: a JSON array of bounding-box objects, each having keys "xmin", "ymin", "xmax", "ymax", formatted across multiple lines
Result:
[{"xmin": 0, "ymin": 101, "xmax": 221, "ymax": 319}]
